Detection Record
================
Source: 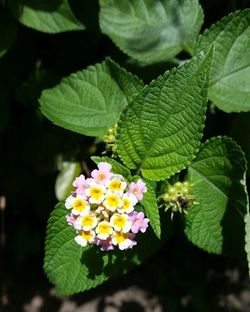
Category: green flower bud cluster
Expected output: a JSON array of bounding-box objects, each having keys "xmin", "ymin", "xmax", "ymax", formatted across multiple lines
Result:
[
  {"xmin": 161, "ymin": 181, "xmax": 194, "ymax": 219},
  {"xmin": 101, "ymin": 123, "xmax": 118, "ymax": 154}
]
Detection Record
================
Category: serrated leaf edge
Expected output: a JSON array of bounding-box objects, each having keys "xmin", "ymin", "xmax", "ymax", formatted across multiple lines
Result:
[{"xmin": 117, "ymin": 48, "xmax": 213, "ymax": 181}]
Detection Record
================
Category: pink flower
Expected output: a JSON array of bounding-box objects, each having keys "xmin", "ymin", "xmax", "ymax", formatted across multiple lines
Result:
[
  {"xmin": 128, "ymin": 179, "xmax": 147, "ymax": 201},
  {"xmin": 66, "ymin": 213, "xmax": 77, "ymax": 227},
  {"xmin": 95, "ymin": 237, "xmax": 114, "ymax": 251},
  {"xmin": 129, "ymin": 212, "xmax": 149, "ymax": 234},
  {"xmin": 73, "ymin": 174, "xmax": 88, "ymax": 196},
  {"xmin": 91, "ymin": 162, "xmax": 112, "ymax": 184},
  {"xmin": 127, "ymin": 233, "xmax": 137, "ymax": 249}
]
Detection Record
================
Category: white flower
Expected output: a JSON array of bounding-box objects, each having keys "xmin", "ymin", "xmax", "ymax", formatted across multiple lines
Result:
[
  {"xmin": 112, "ymin": 232, "xmax": 136, "ymax": 250},
  {"xmin": 74, "ymin": 230, "xmax": 95, "ymax": 247},
  {"xmin": 107, "ymin": 175, "xmax": 127, "ymax": 195},
  {"xmin": 103, "ymin": 192, "xmax": 123, "ymax": 212},
  {"xmin": 117, "ymin": 193, "xmax": 137, "ymax": 214},
  {"xmin": 65, "ymin": 195, "xmax": 75, "ymax": 209},
  {"xmin": 65, "ymin": 195, "xmax": 90, "ymax": 216},
  {"xmin": 85, "ymin": 182, "xmax": 106, "ymax": 204},
  {"xmin": 110, "ymin": 213, "xmax": 132, "ymax": 233},
  {"xmin": 95, "ymin": 221, "xmax": 113, "ymax": 240},
  {"xmin": 74, "ymin": 214, "xmax": 98, "ymax": 231}
]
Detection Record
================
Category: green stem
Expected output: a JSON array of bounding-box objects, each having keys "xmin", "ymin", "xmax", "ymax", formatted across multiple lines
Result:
[{"xmin": 135, "ymin": 166, "xmax": 142, "ymax": 176}]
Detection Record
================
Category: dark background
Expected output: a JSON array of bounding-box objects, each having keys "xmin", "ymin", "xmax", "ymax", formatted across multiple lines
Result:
[{"xmin": 1, "ymin": 0, "xmax": 250, "ymax": 311}]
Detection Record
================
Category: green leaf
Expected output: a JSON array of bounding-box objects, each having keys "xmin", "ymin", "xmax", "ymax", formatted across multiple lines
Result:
[
  {"xmin": 99, "ymin": 0, "xmax": 203, "ymax": 64},
  {"xmin": 0, "ymin": 10, "xmax": 17, "ymax": 58},
  {"xmin": 117, "ymin": 48, "xmax": 213, "ymax": 181},
  {"xmin": 55, "ymin": 161, "xmax": 81, "ymax": 201},
  {"xmin": 195, "ymin": 9, "xmax": 250, "ymax": 112},
  {"xmin": 245, "ymin": 204, "xmax": 250, "ymax": 275},
  {"xmin": 141, "ymin": 181, "xmax": 161, "ymax": 239},
  {"xmin": 185, "ymin": 136, "xmax": 248, "ymax": 255},
  {"xmin": 244, "ymin": 172, "xmax": 250, "ymax": 274},
  {"xmin": 40, "ymin": 58, "xmax": 143, "ymax": 137},
  {"xmin": 9, "ymin": 0, "xmax": 84, "ymax": 33},
  {"xmin": 230, "ymin": 113, "xmax": 250, "ymax": 176},
  {"xmin": 44, "ymin": 202, "xmax": 161, "ymax": 295},
  {"xmin": 91, "ymin": 156, "xmax": 132, "ymax": 179}
]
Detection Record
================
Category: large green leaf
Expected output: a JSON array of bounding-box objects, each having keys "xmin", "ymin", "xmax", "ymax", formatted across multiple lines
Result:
[
  {"xmin": 40, "ymin": 58, "xmax": 144, "ymax": 137},
  {"xmin": 44, "ymin": 202, "xmax": 161, "ymax": 295},
  {"xmin": 185, "ymin": 136, "xmax": 248, "ymax": 255},
  {"xmin": 116, "ymin": 48, "xmax": 213, "ymax": 181},
  {"xmin": 195, "ymin": 9, "xmax": 250, "ymax": 112},
  {"xmin": 99, "ymin": 0, "xmax": 203, "ymax": 64},
  {"xmin": 245, "ymin": 208, "xmax": 250, "ymax": 275},
  {"xmin": 230, "ymin": 113, "xmax": 250, "ymax": 175},
  {"xmin": 9, "ymin": 0, "xmax": 84, "ymax": 33},
  {"xmin": 0, "ymin": 10, "xmax": 17, "ymax": 58},
  {"xmin": 141, "ymin": 181, "xmax": 161, "ymax": 239}
]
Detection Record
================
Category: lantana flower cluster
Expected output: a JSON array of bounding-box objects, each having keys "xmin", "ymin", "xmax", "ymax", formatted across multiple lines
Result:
[{"xmin": 65, "ymin": 162, "xmax": 149, "ymax": 251}]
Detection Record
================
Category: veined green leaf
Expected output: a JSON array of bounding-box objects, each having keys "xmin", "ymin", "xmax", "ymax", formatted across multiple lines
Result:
[
  {"xmin": 117, "ymin": 48, "xmax": 213, "ymax": 181},
  {"xmin": 9, "ymin": 0, "xmax": 84, "ymax": 33},
  {"xmin": 99, "ymin": 0, "xmax": 203, "ymax": 64},
  {"xmin": 245, "ymin": 202, "xmax": 250, "ymax": 275},
  {"xmin": 195, "ymin": 9, "xmax": 250, "ymax": 112},
  {"xmin": 40, "ymin": 58, "xmax": 143, "ymax": 137},
  {"xmin": 230, "ymin": 113, "xmax": 250, "ymax": 176},
  {"xmin": 141, "ymin": 181, "xmax": 161, "ymax": 239},
  {"xmin": 44, "ymin": 202, "xmax": 161, "ymax": 295},
  {"xmin": 185, "ymin": 136, "xmax": 248, "ymax": 255}
]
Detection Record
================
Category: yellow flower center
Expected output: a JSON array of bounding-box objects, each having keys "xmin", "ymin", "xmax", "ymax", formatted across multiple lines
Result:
[
  {"xmin": 81, "ymin": 215, "xmax": 95, "ymax": 227},
  {"xmin": 90, "ymin": 187, "xmax": 103, "ymax": 200},
  {"xmin": 109, "ymin": 180, "xmax": 122, "ymax": 192},
  {"xmin": 113, "ymin": 215, "xmax": 126, "ymax": 228},
  {"xmin": 81, "ymin": 231, "xmax": 92, "ymax": 241},
  {"xmin": 114, "ymin": 232, "xmax": 127, "ymax": 243},
  {"xmin": 106, "ymin": 194, "xmax": 120, "ymax": 207},
  {"xmin": 133, "ymin": 187, "xmax": 140, "ymax": 195},
  {"xmin": 97, "ymin": 173, "xmax": 106, "ymax": 182},
  {"xmin": 73, "ymin": 199, "xmax": 87, "ymax": 212},
  {"xmin": 122, "ymin": 198, "xmax": 130, "ymax": 210},
  {"xmin": 98, "ymin": 222, "xmax": 112, "ymax": 234}
]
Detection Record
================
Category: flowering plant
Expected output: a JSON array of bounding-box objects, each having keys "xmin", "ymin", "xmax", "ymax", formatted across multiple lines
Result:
[{"xmin": 25, "ymin": 1, "xmax": 250, "ymax": 298}]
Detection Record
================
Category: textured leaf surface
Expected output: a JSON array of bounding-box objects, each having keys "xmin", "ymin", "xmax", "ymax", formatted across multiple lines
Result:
[
  {"xmin": 40, "ymin": 58, "xmax": 143, "ymax": 137},
  {"xmin": 44, "ymin": 202, "xmax": 161, "ymax": 295},
  {"xmin": 195, "ymin": 9, "xmax": 250, "ymax": 112},
  {"xmin": 0, "ymin": 10, "xmax": 17, "ymax": 58},
  {"xmin": 99, "ymin": 0, "xmax": 203, "ymax": 64},
  {"xmin": 230, "ymin": 113, "xmax": 250, "ymax": 175},
  {"xmin": 9, "ymin": 0, "xmax": 84, "ymax": 33},
  {"xmin": 91, "ymin": 156, "xmax": 132, "ymax": 179},
  {"xmin": 117, "ymin": 48, "xmax": 213, "ymax": 181},
  {"xmin": 245, "ymin": 202, "xmax": 250, "ymax": 275},
  {"xmin": 55, "ymin": 161, "xmax": 81, "ymax": 201},
  {"xmin": 141, "ymin": 182, "xmax": 161, "ymax": 239},
  {"xmin": 185, "ymin": 137, "xmax": 248, "ymax": 255}
]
